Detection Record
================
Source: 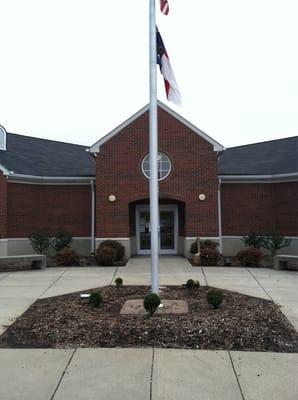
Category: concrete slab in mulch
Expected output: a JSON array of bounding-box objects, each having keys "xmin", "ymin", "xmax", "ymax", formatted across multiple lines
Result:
[
  {"xmin": 231, "ymin": 351, "xmax": 298, "ymax": 400},
  {"xmin": 120, "ymin": 299, "xmax": 189, "ymax": 315},
  {"xmin": 0, "ymin": 349, "xmax": 72, "ymax": 400},
  {"xmin": 152, "ymin": 349, "xmax": 242, "ymax": 400},
  {"xmin": 54, "ymin": 348, "xmax": 152, "ymax": 400}
]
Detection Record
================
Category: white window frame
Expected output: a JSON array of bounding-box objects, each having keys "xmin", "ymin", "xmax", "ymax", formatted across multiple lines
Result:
[{"xmin": 141, "ymin": 152, "xmax": 172, "ymax": 181}]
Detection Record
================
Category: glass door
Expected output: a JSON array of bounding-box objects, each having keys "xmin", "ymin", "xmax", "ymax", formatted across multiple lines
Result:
[{"xmin": 136, "ymin": 205, "xmax": 177, "ymax": 254}]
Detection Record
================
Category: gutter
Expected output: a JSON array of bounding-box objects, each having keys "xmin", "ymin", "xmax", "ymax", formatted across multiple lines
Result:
[
  {"xmin": 217, "ymin": 177, "xmax": 223, "ymax": 254},
  {"xmin": 7, "ymin": 173, "xmax": 95, "ymax": 185},
  {"xmin": 219, "ymin": 172, "xmax": 298, "ymax": 183},
  {"xmin": 90, "ymin": 180, "xmax": 96, "ymax": 254}
]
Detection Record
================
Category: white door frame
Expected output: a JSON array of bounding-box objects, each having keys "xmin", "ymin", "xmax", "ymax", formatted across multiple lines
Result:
[{"xmin": 136, "ymin": 204, "xmax": 178, "ymax": 255}]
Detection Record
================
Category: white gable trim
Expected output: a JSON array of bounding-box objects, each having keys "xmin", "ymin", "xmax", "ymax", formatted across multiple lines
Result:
[
  {"xmin": 90, "ymin": 101, "xmax": 224, "ymax": 153},
  {"xmin": 0, "ymin": 163, "xmax": 10, "ymax": 176}
]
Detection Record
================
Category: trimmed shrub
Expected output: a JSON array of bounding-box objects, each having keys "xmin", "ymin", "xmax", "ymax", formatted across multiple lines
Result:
[
  {"xmin": 207, "ymin": 289, "xmax": 223, "ymax": 309},
  {"xmin": 237, "ymin": 247, "xmax": 262, "ymax": 267},
  {"xmin": 28, "ymin": 231, "xmax": 51, "ymax": 254},
  {"xmin": 96, "ymin": 245, "xmax": 117, "ymax": 266},
  {"xmin": 200, "ymin": 247, "xmax": 220, "ymax": 266},
  {"xmin": 115, "ymin": 277, "xmax": 123, "ymax": 288},
  {"xmin": 190, "ymin": 239, "xmax": 219, "ymax": 255},
  {"xmin": 263, "ymin": 233, "xmax": 292, "ymax": 256},
  {"xmin": 185, "ymin": 279, "xmax": 200, "ymax": 289},
  {"xmin": 143, "ymin": 293, "xmax": 161, "ymax": 316},
  {"xmin": 202, "ymin": 240, "xmax": 219, "ymax": 250},
  {"xmin": 52, "ymin": 230, "xmax": 73, "ymax": 252},
  {"xmin": 99, "ymin": 240, "xmax": 125, "ymax": 261},
  {"xmin": 56, "ymin": 247, "xmax": 79, "ymax": 266},
  {"xmin": 90, "ymin": 292, "xmax": 103, "ymax": 308},
  {"xmin": 241, "ymin": 232, "xmax": 265, "ymax": 249}
]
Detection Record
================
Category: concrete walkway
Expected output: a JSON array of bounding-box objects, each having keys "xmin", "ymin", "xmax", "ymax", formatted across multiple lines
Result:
[
  {"xmin": 0, "ymin": 257, "xmax": 298, "ymax": 399},
  {"xmin": 0, "ymin": 256, "xmax": 298, "ymax": 332},
  {"xmin": 0, "ymin": 348, "xmax": 297, "ymax": 400}
]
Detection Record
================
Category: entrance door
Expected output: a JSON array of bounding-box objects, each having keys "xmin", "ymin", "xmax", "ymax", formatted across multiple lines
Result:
[{"xmin": 136, "ymin": 205, "xmax": 178, "ymax": 255}]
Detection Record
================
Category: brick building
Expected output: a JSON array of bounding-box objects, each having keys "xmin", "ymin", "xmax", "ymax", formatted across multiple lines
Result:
[{"xmin": 0, "ymin": 102, "xmax": 297, "ymax": 258}]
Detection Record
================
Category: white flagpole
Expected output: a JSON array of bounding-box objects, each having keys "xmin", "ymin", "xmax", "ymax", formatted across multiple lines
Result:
[{"xmin": 149, "ymin": 0, "xmax": 159, "ymax": 294}]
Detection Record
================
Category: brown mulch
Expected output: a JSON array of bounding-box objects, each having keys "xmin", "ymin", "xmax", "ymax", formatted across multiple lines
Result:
[{"xmin": 1, "ymin": 286, "xmax": 298, "ymax": 352}]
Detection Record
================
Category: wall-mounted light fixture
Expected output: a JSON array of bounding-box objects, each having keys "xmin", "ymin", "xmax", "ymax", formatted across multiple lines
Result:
[
  {"xmin": 109, "ymin": 195, "xmax": 116, "ymax": 202},
  {"xmin": 199, "ymin": 193, "xmax": 206, "ymax": 201}
]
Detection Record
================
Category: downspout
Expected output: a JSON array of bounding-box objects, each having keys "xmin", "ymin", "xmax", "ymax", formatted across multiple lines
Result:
[
  {"xmin": 90, "ymin": 179, "xmax": 95, "ymax": 254},
  {"xmin": 218, "ymin": 177, "xmax": 223, "ymax": 255}
]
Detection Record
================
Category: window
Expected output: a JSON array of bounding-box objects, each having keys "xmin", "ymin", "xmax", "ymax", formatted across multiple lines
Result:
[
  {"xmin": 0, "ymin": 126, "xmax": 6, "ymax": 151},
  {"xmin": 142, "ymin": 152, "xmax": 172, "ymax": 181}
]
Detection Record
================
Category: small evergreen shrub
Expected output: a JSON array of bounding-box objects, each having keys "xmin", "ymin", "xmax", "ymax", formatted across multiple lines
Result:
[
  {"xmin": 186, "ymin": 278, "xmax": 195, "ymax": 289},
  {"xmin": 237, "ymin": 247, "xmax": 262, "ymax": 267},
  {"xmin": 190, "ymin": 242, "xmax": 198, "ymax": 254},
  {"xmin": 96, "ymin": 245, "xmax": 117, "ymax": 266},
  {"xmin": 56, "ymin": 247, "xmax": 79, "ymax": 266},
  {"xmin": 90, "ymin": 292, "xmax": 103, "ymax": 308},
  {"xmin": 115, "ymin": 277, "xmax": 123, "ymax": 288},
  {"xmin": 241, "ymin": 232, "xmax": 265, "ymax": 249},
  {"xmin": 28, "ymin": 231, "xmax": 51, "ymax": 254},
  {"xmin": 207, "ymin": 289, "xmax": 223, "ymax": 309},
  {"xmin": 143, "ymin": 293, "xmax": 161, "ymax": 316},
  {"xmin": 263, "ymin": 233, "xmax": 291, "ymax": 255},
  {"xmin": 185, "ymin": 279, "xmax": 200, "ymax": 289},
  {"xmin": 52, "ymin": 230, "xmax": 73, "ymax": 252},
  {"xmin": 99, "ymin": 240, "xmax": 125, "ymax": 261}
]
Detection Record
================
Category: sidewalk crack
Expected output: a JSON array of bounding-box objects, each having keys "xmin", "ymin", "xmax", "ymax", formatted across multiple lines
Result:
[
  {"xmin": 201, "ymin": 267, "xmax": 208, "ymax": 286},
  {"xmin": 50, "ymin": 348, "xmax": 76, "ymax": 400},
  {"xmin": 228, "ymin": 351, "xmax": 245, "ymax": 400},
  {"xmin": 110, "ymin": 267, "xmax": 119, "ymax": 285},
  {"xmin": 246, "ymin": 268, "xmax": 273, "ymax": 301},
  {"xmin": 150, "ymin": 347, "xmax": 155, "ymax": 400},
  {"xmin": 38, "ymin": 267, "xmax": 70, "ymax": 299}
]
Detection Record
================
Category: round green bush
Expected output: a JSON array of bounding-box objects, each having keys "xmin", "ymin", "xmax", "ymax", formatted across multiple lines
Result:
[
  {"xmin": 143, "ymin": 293, "xmax": 161, "ymax": 316},
  {"xmin": 185, "ymin": 279, "xmax": 200, "ymax": 289},
  {"xmin": 115, "ymin": 277, "xmax": 123, "ymax": 288},
  {"xmin": 236, "ymin": 247, "xmax": 262, "ymax": 267},
  {"xmin": 90, "ymin": 292, "xmax": 103, "ymax": 308},
  {"xmin": 207, "ymin": 289, "xmax": 223, "ymax": 309},
  {"xmin": 99, "ymin": 240, "xmax": 125, "ymax": 261},
  {"xmin": 96, "ymin": 245, "xmax": 117, "ymax": 266}
]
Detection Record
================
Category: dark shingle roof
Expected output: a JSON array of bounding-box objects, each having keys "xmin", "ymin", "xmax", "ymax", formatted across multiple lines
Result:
[
  {"xmin": 219, "ymin": 136, "xmax": 298, "ymax": 175},
  {"xmin": 0, "ymin": 133, "xmax": 95, "ymax": 177}
]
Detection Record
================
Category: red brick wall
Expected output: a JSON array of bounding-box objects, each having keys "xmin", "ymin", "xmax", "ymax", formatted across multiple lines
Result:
[
  {"xmin": 6, "ymin": 183, "xmax": 91, "ymax": 238},
  {"xmin": 96, "ymin": 107, "xmax": 219, "ymax": 237},
  {"xmin": 0, "ymin": 172, "xmax": 7, "ymax": 238},
  {"xmin": 274, "ymin": 182, "xmax": 298, "ymax": 236},
  {"xmin": 221, "ymin": 182, "xmax": 298, "ymax": 236}
]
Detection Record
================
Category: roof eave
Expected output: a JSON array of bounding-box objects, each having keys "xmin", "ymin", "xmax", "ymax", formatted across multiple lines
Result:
[{"xmin": 219, "ymin": 172, "xmax": 298, "ymax": 183}]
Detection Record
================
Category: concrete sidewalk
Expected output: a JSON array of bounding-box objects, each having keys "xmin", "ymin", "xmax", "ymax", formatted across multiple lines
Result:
[
  {"xmin": 0, "ymin": 257, "xmax": 298, "ymax": 332},
  {"xmin": 0, "ymin": 348, "xmax": 297, "ymax": 400}
]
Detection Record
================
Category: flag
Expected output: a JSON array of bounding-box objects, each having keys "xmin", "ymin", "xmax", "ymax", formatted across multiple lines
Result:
[
  {"xmin": 160, "ymin": 0, "xmax": 169, "ymax": 15},
  {"xmin": 156, "ymin": 28, "xmax": 181, "ymax": 105}
]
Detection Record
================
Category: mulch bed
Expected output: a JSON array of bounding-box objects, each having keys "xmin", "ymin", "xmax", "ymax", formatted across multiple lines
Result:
[{"xmin": 1, "ymin": 286, "xmax": 298, "ymax": 352}]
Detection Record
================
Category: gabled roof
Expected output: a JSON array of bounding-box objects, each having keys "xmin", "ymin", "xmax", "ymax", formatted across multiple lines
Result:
[
  {"xmin": 219, "ymin": 136, "xmax": 298, "ymax": 177},
  {"xmin": 90, "ymin": 101, "xmax": 224, "ymax": 153},
  {"xmin": 0, "ymin": 132, "xmax": 95, "ymax": 179}
]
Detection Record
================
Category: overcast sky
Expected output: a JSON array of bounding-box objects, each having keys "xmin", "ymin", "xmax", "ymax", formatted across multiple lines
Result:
[{"xmin": 1, "ymin": 0, "xmax": 298, "ymax": 148}]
